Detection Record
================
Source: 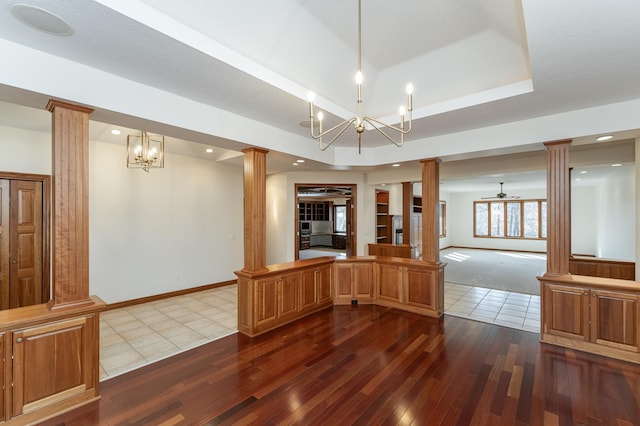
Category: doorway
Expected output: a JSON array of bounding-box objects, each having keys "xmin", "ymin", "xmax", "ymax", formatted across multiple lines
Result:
[
  {"xmin": 295, "ymin": 184, "xmax": 357, "ymax": 260},
  {"xmin": 0, "ymin": 173, "xmax": 50, "ymax": 310}
]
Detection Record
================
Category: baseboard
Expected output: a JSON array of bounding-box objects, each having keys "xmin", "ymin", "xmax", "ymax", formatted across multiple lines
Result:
[
  {"xmin": 442, "ymin": 246, "xmax": 547, "ymax": 254},
  {"xmin": 104, "ymin": 280, "xmax": 237, "ymax": 311}
]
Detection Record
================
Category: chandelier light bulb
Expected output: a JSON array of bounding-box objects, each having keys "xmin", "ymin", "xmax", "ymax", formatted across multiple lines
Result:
[
  {"xmin": 307, "ymin": 91, "xmax": 315, "ymax": 102},
  {"xmin": 317, "ymin": 111, "xmax": 324, "ymax": 121},
  {"xmin": 406, "ymin": 83, "xmax": 414, "ymax": 95},
  {"xmin": 399, "ymin": 106, "xmax": 406, "ymax": 116},
  {"xmin": 355, "ymin": 71, "xmax": 363, "ymax": 85},
  {"xmin": 134, "ymin": 145, "xmax": 142, "ymax": 154}
]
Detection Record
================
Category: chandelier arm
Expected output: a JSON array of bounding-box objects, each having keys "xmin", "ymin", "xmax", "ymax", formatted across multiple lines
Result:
[
  {"xmin": 364, "ymin": 116, "xmax": 412, "ymax": 135},
  {"xmin": 318, "ymin": 119, "xmax": 358, "ymax": 151},
  {"xmin": 363, "ymin": 118, "xmax": 404, "ymax": 147},
  {"xmin": 310, "ymin": 115, "xmax": 357, "ymax": 140}
]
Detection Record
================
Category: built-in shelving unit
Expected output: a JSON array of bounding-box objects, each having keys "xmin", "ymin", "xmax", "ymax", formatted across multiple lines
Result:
[
  {"xmin": 376, "ymin": 190, "xmax": 390, "ymax": 243},
  {"xmin": 299, "ymin": 201, "xmax": 332, "ymax": 221}
]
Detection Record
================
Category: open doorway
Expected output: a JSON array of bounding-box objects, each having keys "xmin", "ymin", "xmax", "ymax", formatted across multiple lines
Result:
[{"xmin": 295, "ymin": 184, "xmax": 357, "ymax": 260}]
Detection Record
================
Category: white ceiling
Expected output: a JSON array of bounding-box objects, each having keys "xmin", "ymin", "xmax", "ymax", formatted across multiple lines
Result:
[{"xmin": 0, "ymin": 0, "xmax": 638, "ymax": 190}]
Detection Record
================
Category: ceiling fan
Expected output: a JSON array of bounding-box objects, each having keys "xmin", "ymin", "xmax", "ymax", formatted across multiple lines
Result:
[{"xmin": 481, "ymin": 182, "xmax": 520, "ymax": 200}]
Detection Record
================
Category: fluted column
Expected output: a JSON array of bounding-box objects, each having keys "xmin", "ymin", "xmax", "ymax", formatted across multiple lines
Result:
[
  {"xmin": 545, "ymin": 140, "xmax": 572, "ymax": 275},
  {"xmin": 421, "ymin": 158, "xmax": 441, "ymax": 263},
  {"xmin": 242, "ymin": 148, "xmax": 269, "ymax": 272},
  {"xmin": 46, "ymin": 99, "xmax": 94, "ymax": 308}
]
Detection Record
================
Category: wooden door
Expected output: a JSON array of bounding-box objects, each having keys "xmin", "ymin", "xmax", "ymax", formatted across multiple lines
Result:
[{"xmin": 9, "ymin": 180, "xmax": 43, "ymax": 309}]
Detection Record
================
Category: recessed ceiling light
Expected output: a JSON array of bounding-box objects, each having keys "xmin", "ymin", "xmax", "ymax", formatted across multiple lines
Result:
[
  {"xmin": 205, "ymin": 148, "xmax": 214, "ymax": 153},
  {"xmin": 296, "ymin": 159, "xmax": 305, "ymax": 163},
  {"xmin": 579, "ymin": 170, "xmax": 587, "ymax": 174},
  {"xmin": 612, "ymin": 163, "xmax": 622, "ymax": 167},
  {"xmin": 596, "ymin": 135, "xmax": 613, "ymax": 141},
  {"xmin": 292, "ymin": 162, "xmax": 299, "ymax": 166},
  {"xmin": 575, "ymin": 178, "xmax": 582, "ymax": 181},
  {"xmin": 10, "ymin": 4, "xmax": 74, "ymax": 36},
  {"xmin": 110, "ymin": 129, "xmax": 121, "ymax": 135},
  {"xmin": 392, "ymin": 164, "xmax": 400, "ymax": 167}
]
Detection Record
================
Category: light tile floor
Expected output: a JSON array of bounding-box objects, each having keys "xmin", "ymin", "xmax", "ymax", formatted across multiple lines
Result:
[
  {"xmin": 99, "ymin": 282, "xmax": 540, "ymax": 381},
  {"xmin": 444, "ymin": 282, "xmax": 541, "ymax": 334},
  {"xmin": 99, "ymin": 285, "xmax": 238, "ymax": 380}
]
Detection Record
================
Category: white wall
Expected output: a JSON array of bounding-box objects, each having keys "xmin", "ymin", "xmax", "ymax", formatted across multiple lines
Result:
[
  {"xmin": 266, "ymin": 173, "xmax": 289, "ymax": 265},
  {"xmin": 593, "ymin": 166, "xmax": 635, "ymax": 260},
  {"xmin": 0, "ymin": 125, "xmax": 245, "ymax": 304},
  {"xmin": 571, "ymin": 186, "xmax": 597, "ymax": 255}
]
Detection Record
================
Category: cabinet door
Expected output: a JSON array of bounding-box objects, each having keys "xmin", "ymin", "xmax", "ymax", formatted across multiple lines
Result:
[
  {"xmin": 542, "ymin": 283, "xmax": 589, "ymax": 341},
  {"xmin": 406, "ymin": 267, "xmax": 436, "ymax": 311},
  {"xmin": 277, "ymin": 273, "xmax": 298, "ymax": 322},
  {"xmin": 12, "ymin": 315, "xmax": 97, "ymax": 417},
  {"xmin": 354, "ymin": 263, "xmax": 374, "ymax": 302},
  {"xmin": 590, "ymin": 289, "xmax": 640, "ymax": 352},
  {"xmin": 334, "ymin": 263, "xmax": 354, "ymax": 304},
  {"xmin": 317, "ymin": 264, "xmax": 332, "ymax": 305},
  {"xmin": 299, "ymin": 268, "xmax": 317, "ymax": 313},
  {"xmin": 255, "ymin": 278, "xmax": 277, "ymax": 328},
  {"xmin": 377, "ymin": 263, "xmax": 402, "ymax": 303}
]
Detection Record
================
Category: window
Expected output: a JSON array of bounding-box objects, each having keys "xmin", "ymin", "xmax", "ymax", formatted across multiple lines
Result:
[
  {"xmin": 334, "ymin": 205, "xmax": 346, "ymax": 233},
  {"xmin": 439, "ymin": 201, "xmax": 446, "ymax": 237},
  {"xmin": 474, "ymin": 199, "xmax": 547, "ymax": 239}
]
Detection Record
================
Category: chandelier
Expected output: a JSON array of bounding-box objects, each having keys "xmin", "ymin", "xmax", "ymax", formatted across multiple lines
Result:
[
  {"xmin": 126, "ymin": 131, "xmax": 164, "ymax": 172},
  {"xmin": 307, "ymin": 0, "xmax": 413, "ymax": 154}
]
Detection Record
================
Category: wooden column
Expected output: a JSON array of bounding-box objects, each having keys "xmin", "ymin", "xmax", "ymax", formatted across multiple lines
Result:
[
  {"xmin": 242, "ymin": 148, "xmax": 269, "ymax": 272},
  {"xmin": 46, "ymin": 100, "xmax": 94, "ymax": 308},
  {"xmin": 545, "ymin": 140, "xmax": 572, "ymax": 275},
  {"xmin": 421, "ymin": 158, "xmax": 441, "ymax": 263},
  {"xmin": 402, "ymin": 181, "xmax": 412, "ymax": 245}
]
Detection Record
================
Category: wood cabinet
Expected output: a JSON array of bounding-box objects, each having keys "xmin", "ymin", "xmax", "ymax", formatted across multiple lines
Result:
[
  {"xmin": 236, "ymin": 258, "xmax": 334, "ymax": 337},
  {"xmin": 332, "ymin": 234, "xmax": 346, "ymax": 250},
  {"xmin": 374, "ymin": 261, "xmax": 444, "ymax": 316},
  {"xmin": 539, "ymin": 275, "xmax": 640, "ymax": 363},
  {"xmin": 0, "ymin": 298, "xmax": 104, "ymax": 425},
  {"xmin": 333, "ymin": 262, "xmax": 374, "ymax": 304},
  {"xmin": 299, "ymin": 202, "xmax": 332, "ymax": 221},
  {"xmin": 375, "ymin": 191, "xmax": 390, "ymax": 243},
  {"xmin": 299, "ymin": 235, "xmax": 310, "ymax": 250}
]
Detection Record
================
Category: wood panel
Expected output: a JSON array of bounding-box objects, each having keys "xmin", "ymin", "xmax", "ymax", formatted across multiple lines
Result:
[
  {"xmin": 46, "ymin": 100, "xmax": 94, "ymax": 307},
  {"xmin": 367, "ymin": 243, "xmax": 411, "ymax": 258},
  {"xmin": 354, "ymin": 263, "xmax": 374, "ymax": 302},
  {"xmin": 12, "ymin": 315, "xmax": 98, "ymax": 417},
  {"xmin": 543, "ymin": 283, "xmax": 589, "ymax": 340},
  {"xmin": 334, "ymin": 262, "xmax": 354, "ymax": 303},
  {"xmin": 277, "ymin": 273, "xmax": 298, "ymax": 322},
  {"xmin": 402, "ymin": 181, "xmax": 412, "ymax": 245},
  {"xmin": 254, "ymin": 278, "xmax": 277, "ymax": 329},
  {"xmin": 241, "ymin": 148, "xmax": 269, "ymax": 272},
  {"xmin": 43, "ymin": 307, "xmax": 640, "ymax": 426},
  {"xmin": 569, "ymin": 256, "xmax": 635, "ymax": 280},
  {"xmin": 377, "ymin": 263, "xmax": 401, "ymax": 303},
  {"xmin": 0, "ymin": 180, "xmax": 8, "ymax": 311},
  {"xmin": 299, "ymin": 268, "xmax": 317, "ymax": 313},
  {"xmin": 9, "ymin": 180, "xmax": 43, "ymax": 309},
  {"xmin": 316, "ymin": 264, "xmax": 332, "ymax": 305},
  {"xmin": 544, "ymin": 140, "xmax": 572, "ymax": 274},
  {"xmin": 590, "ymin": 289, "xmax": 639, "ymax": 352},
  {"xmin": 406, "ymin": 267, "xmax": 434, "ymax": 309}
]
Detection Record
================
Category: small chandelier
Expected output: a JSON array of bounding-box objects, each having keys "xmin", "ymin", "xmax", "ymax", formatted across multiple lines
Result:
[
  {"xmin": 126, "ymin": 131, "xmax": 164, "ymax": 172},
  {"xmin": 307, "ymin": 0, "xmax": 414, "ymax": 154}
]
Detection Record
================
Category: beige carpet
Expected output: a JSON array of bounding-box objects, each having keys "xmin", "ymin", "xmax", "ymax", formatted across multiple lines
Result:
[{"xmin": 441, "ymin": 248, "xmax": 546, "ymax": 295}]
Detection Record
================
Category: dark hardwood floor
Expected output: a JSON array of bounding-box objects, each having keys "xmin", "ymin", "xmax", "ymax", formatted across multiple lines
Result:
[{"xmin": 45, "ymin": 306, "xmax": 640, "ymax": 425}]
